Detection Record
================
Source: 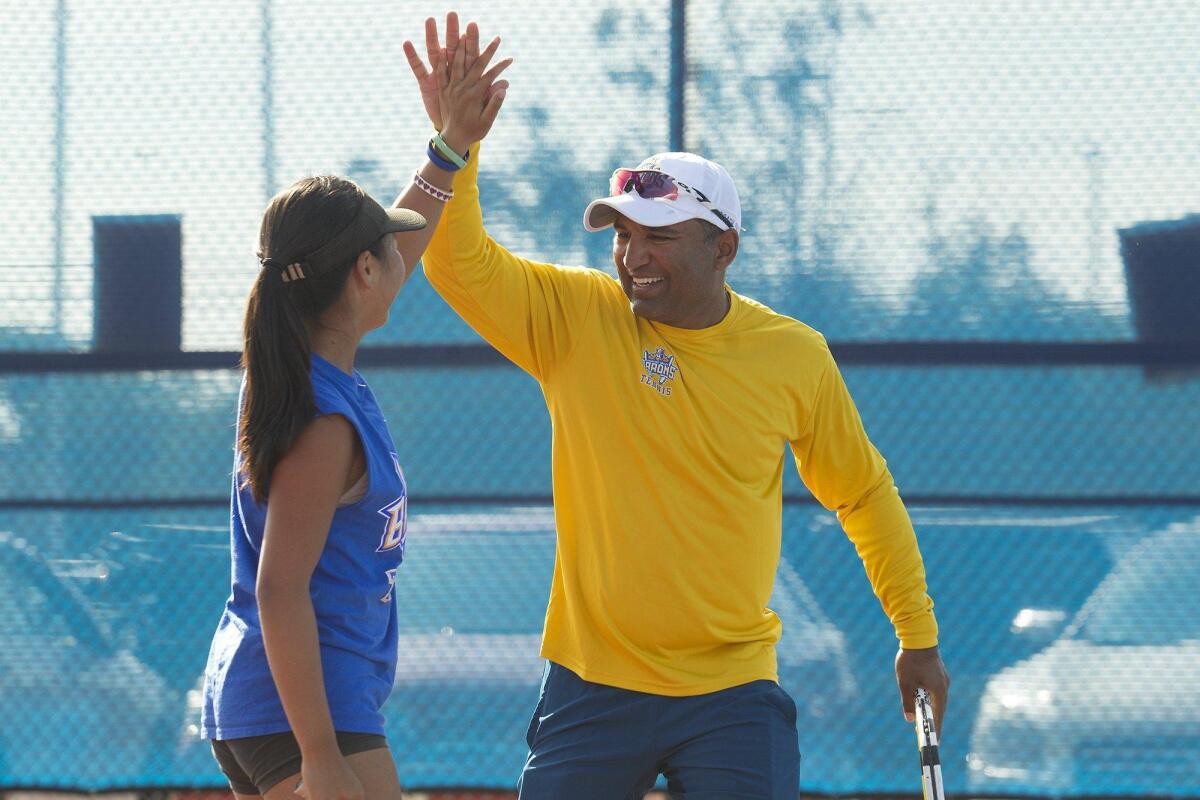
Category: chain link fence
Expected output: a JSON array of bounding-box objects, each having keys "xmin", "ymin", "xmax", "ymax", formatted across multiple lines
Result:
[{"xmin": 2, "ymin": 0, "xmax": 1198, "ymax": 795}]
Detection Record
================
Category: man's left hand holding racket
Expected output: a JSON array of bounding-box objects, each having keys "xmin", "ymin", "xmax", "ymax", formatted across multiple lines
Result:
[
  {"xmin": 895, "ymin": 645, "xmax": 950, "ymax": 735},
  {"xmin": 896, "ymin": 646, "xmax": 950, "ymax": 797}
]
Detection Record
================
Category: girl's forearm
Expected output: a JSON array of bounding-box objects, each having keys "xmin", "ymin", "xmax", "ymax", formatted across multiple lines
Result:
[
  {"xmin": 393, "ymin": 129, "xmax": 471, "ymax": 275},
  {"xmin": 258, "ymin": 584, "xmax": 339, "ymax": 757}
]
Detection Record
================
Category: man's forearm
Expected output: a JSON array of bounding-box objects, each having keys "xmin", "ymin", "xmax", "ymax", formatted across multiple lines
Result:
[{"xmin": 841, "ymin": 479, "xmax": 938, "ymax": 648}]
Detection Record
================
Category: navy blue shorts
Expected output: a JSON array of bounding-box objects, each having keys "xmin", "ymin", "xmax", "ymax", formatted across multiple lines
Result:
[{"xmin": 518, "ymin": 662, "xmax": 800, "ymax": 800}]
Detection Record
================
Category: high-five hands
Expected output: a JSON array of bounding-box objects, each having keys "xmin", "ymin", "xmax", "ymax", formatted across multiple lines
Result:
[{"xmin": 403, "ymin": 12, "xmax": 512, "ymax": 152}]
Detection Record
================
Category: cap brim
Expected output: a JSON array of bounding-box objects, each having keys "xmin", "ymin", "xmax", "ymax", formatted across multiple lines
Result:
[
  {"xmin": 583, "ymin": 194, "xmax": 719, "ymax": 232},
  {"xmin": 306, "ymin": 200, "xmax": 427, "ymax": 270},
  {"xmin": 382, "ymin": 207, "xmax": 427, "ymax": 232}
]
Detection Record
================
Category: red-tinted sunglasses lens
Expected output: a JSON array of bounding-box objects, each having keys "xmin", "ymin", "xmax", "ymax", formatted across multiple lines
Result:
[
  {"xmin": 610, "ymin": 169, "xmax": 680, "ymax": 201},
  {"xmin": 610, "ymin": 168, "xmax": 634, "ymax": 196}
]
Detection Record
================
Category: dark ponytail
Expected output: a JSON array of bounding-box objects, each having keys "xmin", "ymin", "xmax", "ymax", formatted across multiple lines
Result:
[{"xmin": 238, "ymin": 176, "xmax": 385, "ymax": 503}]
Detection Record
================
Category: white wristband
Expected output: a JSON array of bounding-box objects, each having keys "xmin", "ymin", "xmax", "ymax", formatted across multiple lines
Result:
[{"xmin": 413, "ymin": 172, "xmax": 453, "ymax": 203}]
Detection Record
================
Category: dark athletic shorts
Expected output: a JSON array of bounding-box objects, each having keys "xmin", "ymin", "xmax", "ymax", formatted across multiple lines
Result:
[
  {"xmin": 210, "ymin": 730, "xmax": 389, "ymax": 795},
  {"xmin": 518, "ymin": 662, "xmax": 800, "ymax": 800}
]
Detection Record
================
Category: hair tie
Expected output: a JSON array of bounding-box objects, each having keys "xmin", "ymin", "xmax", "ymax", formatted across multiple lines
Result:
[{"xmin": 280, "ymin": 262, "xmax": 307, "ymax": 282}]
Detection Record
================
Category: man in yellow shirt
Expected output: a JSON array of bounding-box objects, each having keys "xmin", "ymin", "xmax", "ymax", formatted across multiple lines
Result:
[{"xmin": 406, "ymin": 15, "xmax": 949, "ymax": 798}]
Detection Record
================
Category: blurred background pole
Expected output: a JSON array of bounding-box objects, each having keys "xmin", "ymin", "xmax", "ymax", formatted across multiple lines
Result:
[
  {"xmin": 669, "ymin": 0, "xmax": 686, "ymax": 152},
  {"xmin": 261, "ymin": 0, "xmax": 276, "ymax": 202},
  {"xmin": 1085, "ymin": 141, "xmax": 1106, "ymax": 303},
  {"xmin": 53, "ymin": 0, "xmax": 66, "ymax": 336}
]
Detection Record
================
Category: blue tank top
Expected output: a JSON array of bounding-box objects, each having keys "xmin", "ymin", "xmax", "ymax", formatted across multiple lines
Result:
[{"xmin": 201, "ymin": 354, "xmax": 408, "ymax": 739}]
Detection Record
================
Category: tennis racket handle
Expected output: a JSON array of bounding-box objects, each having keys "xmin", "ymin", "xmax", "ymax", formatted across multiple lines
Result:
[{"xmin": 915, "ymin": 687, "xmax": 940, "ymax": 746}]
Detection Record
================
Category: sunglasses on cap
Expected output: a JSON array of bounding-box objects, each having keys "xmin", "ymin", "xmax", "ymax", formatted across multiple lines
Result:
[{"xmin": 609, "ymin": 168, "xmax": 737, "ymax": 231}]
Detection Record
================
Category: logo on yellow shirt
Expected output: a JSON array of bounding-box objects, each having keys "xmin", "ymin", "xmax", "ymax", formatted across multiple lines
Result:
[{"xmin": 641, "ymin": 347, "xmax": 678, "ymax": 396}]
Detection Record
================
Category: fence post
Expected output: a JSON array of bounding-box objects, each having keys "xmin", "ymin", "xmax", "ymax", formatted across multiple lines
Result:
[
  {"xmin": 261, "ymin": 0, "xmax": 276, "ymax": 202},
  {"xmin": 670, "ymin": 0, "xmax": 686, "ymax": 152}
]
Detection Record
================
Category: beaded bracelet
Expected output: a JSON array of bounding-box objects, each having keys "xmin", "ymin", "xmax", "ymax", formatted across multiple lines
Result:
[{"xmin": 413, "ymin": 172, "xmax": 453, "ymax": 202}]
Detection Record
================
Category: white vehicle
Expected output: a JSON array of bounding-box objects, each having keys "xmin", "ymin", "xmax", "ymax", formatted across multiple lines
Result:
[
  {"xmin": 0, "ymin": 531, "xmax": 174, "ymax": 786},
  {"xmin": 968, "ymin": 521, "xmax": 1200, "ymax": 795}
]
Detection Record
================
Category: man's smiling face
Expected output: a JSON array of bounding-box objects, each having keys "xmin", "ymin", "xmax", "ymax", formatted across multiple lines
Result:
[{"xmin": 611, "ymin": 214, "xmax": 730, "ymax": 328}]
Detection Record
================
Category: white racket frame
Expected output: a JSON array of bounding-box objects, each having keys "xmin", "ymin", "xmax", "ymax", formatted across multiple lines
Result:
[{"xmin": 915, "ymin": 687, "xmax": 945, "ymax": 800}]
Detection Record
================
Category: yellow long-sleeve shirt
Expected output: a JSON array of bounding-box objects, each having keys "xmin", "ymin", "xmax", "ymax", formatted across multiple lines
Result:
[{"xmin": 422, "ymin": 150, "xmax": 938, "ymax": 696}]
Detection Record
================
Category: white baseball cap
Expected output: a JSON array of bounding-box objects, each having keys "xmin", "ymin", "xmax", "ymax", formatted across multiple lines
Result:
[{"xmin": 583, "ymin": 152, "xmax": 742, "ymax": 233}]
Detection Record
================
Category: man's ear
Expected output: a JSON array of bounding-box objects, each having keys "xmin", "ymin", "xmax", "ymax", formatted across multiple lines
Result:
[{"xmin": 714, "ymin": 229, "xmax": 739, "ymax": 272}]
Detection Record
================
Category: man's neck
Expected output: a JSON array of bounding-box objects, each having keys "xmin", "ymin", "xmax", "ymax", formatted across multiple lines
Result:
[{"xmin": 672, "ymin": 288, "xmax": 732, "ymax": 330}]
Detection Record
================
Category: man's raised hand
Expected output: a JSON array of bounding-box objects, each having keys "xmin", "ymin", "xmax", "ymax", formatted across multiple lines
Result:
[{"xmin": 403, "ymin": 12, "xmax": 512, "ymax": 137}]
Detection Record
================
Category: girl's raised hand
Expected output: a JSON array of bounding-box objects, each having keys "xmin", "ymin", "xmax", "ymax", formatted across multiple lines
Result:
[{"xmin": 402, "ymin": 14, "xmax": 449, "ymax": 130}]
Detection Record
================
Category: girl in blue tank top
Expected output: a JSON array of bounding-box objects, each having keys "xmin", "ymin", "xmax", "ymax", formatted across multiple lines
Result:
[{"xmin": 200, "ymin": 24, "xmax": 513, "ymax": 798}]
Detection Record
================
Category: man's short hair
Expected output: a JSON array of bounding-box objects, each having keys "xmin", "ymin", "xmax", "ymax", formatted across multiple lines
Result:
[{"xmin": 699, "ymin": 219, "xmax": 723, "ymax": 244}]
